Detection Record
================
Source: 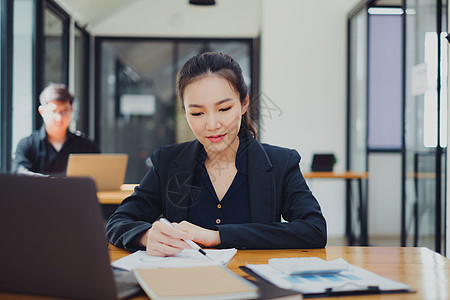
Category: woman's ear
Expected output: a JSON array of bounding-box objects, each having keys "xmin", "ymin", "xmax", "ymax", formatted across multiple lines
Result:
[
  {"xmin": 242, "ymin": 95, "xmax": 249, "ymax": 115},
  {"xmin": 38, "ymin": 105, "xmax": 44, "ymax": 117}
]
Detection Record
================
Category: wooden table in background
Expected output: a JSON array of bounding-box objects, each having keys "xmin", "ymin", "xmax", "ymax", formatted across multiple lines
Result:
[
  {"xmin": 108, "ymin": 245, "xmax": 450, "ymax": 300},
  {"xmin": 97, "ymin": 184, "xmax": 137, "ymax": 205},
  {"xmin": 303, "ymin": 172, "xmax": 369, "ymax": 246},
  {"xmin": 97, "ymin": 184, "xmax": 137, "ymax": 219}
]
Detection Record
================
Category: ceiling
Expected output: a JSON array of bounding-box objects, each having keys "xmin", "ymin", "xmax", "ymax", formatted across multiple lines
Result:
[
  {"xmin": 56, "ymin": 0, "xmax": 404, "ymax": 33},
  {"xmin": 55, "ymin": 0, "xmax": 141, "ymax": 28}
]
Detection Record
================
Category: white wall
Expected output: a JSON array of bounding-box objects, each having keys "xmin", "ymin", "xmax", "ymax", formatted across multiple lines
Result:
[{"xmin": 260, "ymin": 0, "xmax": 359, "ymax": 237}]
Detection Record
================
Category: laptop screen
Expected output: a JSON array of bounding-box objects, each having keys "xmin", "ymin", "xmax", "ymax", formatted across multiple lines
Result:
[
  {"xmin": 66, "ymin": 153, "xmax": 128, "ymax": 191},
  {"xmin": 0, "ymin": 174, "xmax": 119, "ymax": 300}
]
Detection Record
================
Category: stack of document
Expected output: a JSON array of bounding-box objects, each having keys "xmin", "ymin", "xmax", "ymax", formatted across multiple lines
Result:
[
  {"xmin": 112, "ymin": 248, "xmax": 237, "ymax": 271},
  {"xmin": 245, "ymin": 257, "xmax": 413, "ymax": 296},
  {"xmin": 112, "ymin": 249, "xmax": 256, "ymax": 300}
]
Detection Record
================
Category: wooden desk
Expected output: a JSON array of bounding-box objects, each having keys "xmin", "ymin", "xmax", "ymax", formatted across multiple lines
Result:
[
  {"xmin": 97, "ymin": 184, "xmax": 137, "ymax": 204},
  {"xmin": 2, "ymin": 246, "xmax": 449, "ymax": 299},
  {"xmin": 108, "ymin": 245, "xmax": 450, "ymax": 300},
  {"xmin": 303, "ymin": 172, "xmax": 369, "ymax": 246},
  {"xmin": 303, "ymin": 172, "xmax": 368, "ymax": 180}
]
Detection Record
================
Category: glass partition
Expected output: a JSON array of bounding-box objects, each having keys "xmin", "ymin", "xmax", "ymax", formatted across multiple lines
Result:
[
  {"xmin": 73, "ymin": 26, "xmax": 89, "ymax": 133},
  {"xmin": 404, "ymin": 0, "xmax": 447, "ymax": 253},
  {"xmin": 97, "ymin": 40, "xmax": 176, "ymax": 183},
  {"xmin": 43, "ymin": 7, "xmax": 66, "ymax": 85},
  {"xmin": 368, "ymin": 14, "xmax": 403, "ymax": 150},
  {"xmin": 347, "ymin": 8, "xmax": 368, "ymax": 244},
  {"xmin": 348, "ymin": 9, "xmax": 368, "ymax": 174},
  {"xmin": 96, "ymin": 39, "xmax": 253, "ymax": 183}
]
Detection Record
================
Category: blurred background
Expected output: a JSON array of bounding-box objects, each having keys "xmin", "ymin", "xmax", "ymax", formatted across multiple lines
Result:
[{"xmin": 1, "ymin": 0, "xmax": 448, "ymax": 255}]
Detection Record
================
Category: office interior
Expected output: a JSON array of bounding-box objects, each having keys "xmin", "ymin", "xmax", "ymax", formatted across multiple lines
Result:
[{"xmin": 0, "ymin": 0, "xmax": 448, "ymax": 256}]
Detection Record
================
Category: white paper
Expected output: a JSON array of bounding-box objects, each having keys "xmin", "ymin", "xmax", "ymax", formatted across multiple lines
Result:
[
  {"xmin": 268, "ymin": 257, "xmax": 349, "ymax": 275},
  {"xmin": 247, "ymin": 258, "xmax": 411, "ymax": 294},
  {"xmin": 112, "ymin": 248, "xmax": 237, "ymax": 271}
]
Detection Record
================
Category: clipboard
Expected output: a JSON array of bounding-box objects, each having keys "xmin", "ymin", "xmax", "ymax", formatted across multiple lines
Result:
[
  {"xmin": 240, "ymin": 264, "xmax": 415, "ymax": 298},
  {"xmin": 240, "ymin": 267, "xmax": 303, "ymax": 299}
]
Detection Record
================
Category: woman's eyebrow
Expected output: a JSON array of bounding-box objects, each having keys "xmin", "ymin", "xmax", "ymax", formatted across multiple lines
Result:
[
  {"xmin": 187, "ymin": 98, "xmax": 234, "ymax": 108},
  {"xmin": 215, "ymin": 98, "xmax": 233, "ymax": 105}
]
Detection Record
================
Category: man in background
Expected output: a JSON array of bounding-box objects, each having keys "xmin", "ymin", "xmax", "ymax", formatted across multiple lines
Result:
[{"xmin": 12, "ymin": 83, "xmax": 99, "ymax": 176}]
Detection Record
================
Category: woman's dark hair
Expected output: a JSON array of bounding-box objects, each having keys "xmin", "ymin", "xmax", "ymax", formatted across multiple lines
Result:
[{"xmin": 176, "ymin": 52, "xmax": 257, "ymax": 138}]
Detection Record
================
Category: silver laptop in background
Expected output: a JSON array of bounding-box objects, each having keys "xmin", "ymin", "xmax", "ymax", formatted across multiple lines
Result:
[
  {"xmin": 66, "ymin": 153, "xmax": 128, "ymax": 191},
  {"xmin": 0, "ymin": 173, "xmax": 140, "ymax": 300}
]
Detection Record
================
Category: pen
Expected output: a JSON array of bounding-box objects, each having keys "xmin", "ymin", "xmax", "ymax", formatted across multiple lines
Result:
[{"xmin": 159, "ymin": 218, "xmax": 214, "ymax": 261}]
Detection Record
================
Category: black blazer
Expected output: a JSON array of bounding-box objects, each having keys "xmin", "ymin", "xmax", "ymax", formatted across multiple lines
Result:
[{"xmin": 106, "ymin": 132, "xmax": 327, "ymax": 251}]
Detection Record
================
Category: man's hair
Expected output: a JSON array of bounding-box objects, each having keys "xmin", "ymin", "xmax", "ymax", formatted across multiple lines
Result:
[{"xmin": 39, "ymin": 83, "xmax": 74, "ymax": 106}]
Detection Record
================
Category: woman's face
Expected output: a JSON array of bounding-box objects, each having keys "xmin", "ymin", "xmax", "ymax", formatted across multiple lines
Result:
[{"xmin": 183, "ymin": 75, "xmax": 248, "ymax": 156}]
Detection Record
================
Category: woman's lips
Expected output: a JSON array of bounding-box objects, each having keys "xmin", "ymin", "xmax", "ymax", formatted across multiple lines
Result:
[{"xmin": 207, "ymin": 134, "xmax": 226, "ymax": 143}]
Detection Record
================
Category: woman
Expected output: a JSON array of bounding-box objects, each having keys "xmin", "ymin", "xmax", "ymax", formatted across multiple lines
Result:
[{"xmin": 106, "ymin": 52, "xmax": 327, "ymax": 256}]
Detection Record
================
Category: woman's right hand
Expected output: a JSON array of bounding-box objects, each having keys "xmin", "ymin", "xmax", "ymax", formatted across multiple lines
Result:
[{"xmin": 139, "ymin": 220, "xmax": 194, "ymax": 257}]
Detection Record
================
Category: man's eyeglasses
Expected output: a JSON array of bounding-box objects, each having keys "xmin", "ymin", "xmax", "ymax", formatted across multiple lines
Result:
[{"xmin": 45, "ymin": 106, "xmax": 73, "ymax": 117}]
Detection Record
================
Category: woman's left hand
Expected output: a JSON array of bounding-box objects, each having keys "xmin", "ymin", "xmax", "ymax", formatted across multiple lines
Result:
[{"xmin": 176, "ymin": 221, "xmax": 221, "ymax": 248}]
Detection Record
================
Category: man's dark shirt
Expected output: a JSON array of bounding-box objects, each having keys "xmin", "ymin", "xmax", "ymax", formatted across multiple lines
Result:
[{"xmin": 12, "ymin": 126, "xmax": 100, "ymax": 176}]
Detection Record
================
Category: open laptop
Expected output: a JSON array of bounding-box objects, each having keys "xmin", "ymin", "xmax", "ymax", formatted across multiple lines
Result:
[
  {"xmin": 66, "ymin": 153, "xmax": 128, "ymax": 191},
  {"xmin": 0, "ymin": 173, "xmax": 141, "ymax": 300}
]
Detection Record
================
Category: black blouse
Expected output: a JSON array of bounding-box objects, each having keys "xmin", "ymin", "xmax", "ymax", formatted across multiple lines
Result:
[{"xmin": 188, "ymin": 136, "xmax": 251, "ymax": 229}]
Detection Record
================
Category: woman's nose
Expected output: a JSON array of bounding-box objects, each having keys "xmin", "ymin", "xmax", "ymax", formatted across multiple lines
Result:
[{"xmin": 206, "ymin": 114, "xmax": 221, "ymax": 130}]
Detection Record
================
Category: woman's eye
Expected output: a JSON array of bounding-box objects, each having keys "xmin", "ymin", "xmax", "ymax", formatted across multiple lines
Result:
[
  {"xmin": 220, "ymin": 107, "xmax": 232, "ymax": 112},
  {"xmin": 191, "ymin": 112, "xmax": 202, "ymax": 116}
]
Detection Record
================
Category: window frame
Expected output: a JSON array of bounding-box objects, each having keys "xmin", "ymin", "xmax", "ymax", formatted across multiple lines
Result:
[
  {"xmin": 74, "ymin": 23, "xmax": 91, "ymax": 134},
  {"xmin": 1, "ymin": 0, "xmax": 13, "ymax": 172},
  {"xmin": 33, "ymin": 0, "xmax": 70, "ymax": 130}
]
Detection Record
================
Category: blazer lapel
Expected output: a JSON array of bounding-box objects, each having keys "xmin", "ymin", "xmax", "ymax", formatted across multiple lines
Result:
[
  {"xmin": 246, "ymin": 135, "xmax": 276, "ymax": 223},
  {"xmin": 166, "ymin": 134, "xmax": 276, "ymax": 224},
  {"xmin": 165, "ymin": 140, "xmax": 202, "ymax": 222}
]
